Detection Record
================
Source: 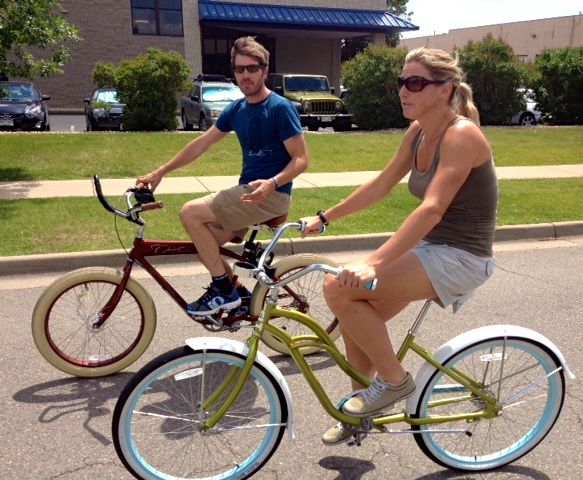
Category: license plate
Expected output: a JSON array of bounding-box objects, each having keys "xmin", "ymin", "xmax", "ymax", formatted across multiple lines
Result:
[
  {"xmin": 320, "ymin": 116, "xmax": 333, "ymax": 122},
  {"xmin": 0, "ymin": 119, "xmax": 14, "ymax": 126}
]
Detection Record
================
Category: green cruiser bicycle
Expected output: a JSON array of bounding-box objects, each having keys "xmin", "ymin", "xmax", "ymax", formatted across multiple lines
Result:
[{"xmin": 112, "ymin": 222, "xmax": 574, "ymax": 480}]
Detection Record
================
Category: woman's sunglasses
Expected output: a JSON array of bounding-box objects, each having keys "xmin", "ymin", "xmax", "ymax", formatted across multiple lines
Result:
[
  {"xmin": 397, "ymin": 75, "xmax": 445, "ymax": 92},
  {"xmin": 233, "ymin": 64, "xmax": 266, "ymax": 74}
]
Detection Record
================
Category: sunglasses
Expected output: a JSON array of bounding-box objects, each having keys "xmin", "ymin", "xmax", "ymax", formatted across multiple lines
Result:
[
  {"xmin": 397, "ymin": 75, "xmax": 445, "ymax": 92},
  {"xmin": 233, "ymin": 64, "xmax": 265, "ymax": 74}
]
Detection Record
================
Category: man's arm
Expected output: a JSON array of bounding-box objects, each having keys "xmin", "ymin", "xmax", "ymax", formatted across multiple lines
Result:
[
  {"xmin": 137, "ymin": 126, "xmax": 228, "ymax": 190},
  {"xmin": 241, "ymin": 133, "xmax": 309, "ymax": 204}
]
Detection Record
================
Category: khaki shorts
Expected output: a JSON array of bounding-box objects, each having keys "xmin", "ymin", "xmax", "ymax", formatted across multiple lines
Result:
[{"xmin": 203, "ymin": 184, "xmax": 290, "ymax": 240}]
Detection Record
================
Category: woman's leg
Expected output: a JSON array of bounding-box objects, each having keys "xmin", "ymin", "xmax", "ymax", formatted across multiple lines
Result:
[{"xmin": 324, "ymin": 251, "xmax": 436, "ymax": 385}]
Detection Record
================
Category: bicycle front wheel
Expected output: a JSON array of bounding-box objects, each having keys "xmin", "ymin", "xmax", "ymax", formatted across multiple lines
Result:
[
  {"xmin": 413, "ymin": 337, "xmax": 566, "ymax": 471},
  {"xmin": 32, "ymin": 267, "xmax": 156, "ymax": 377},
  {"xmin": 113, "ymin": 346, "xmax": 288, "ymax": 480},
  {"xmin": 250, "ymin": 253, "xmax": 340, "ymax": 355}
]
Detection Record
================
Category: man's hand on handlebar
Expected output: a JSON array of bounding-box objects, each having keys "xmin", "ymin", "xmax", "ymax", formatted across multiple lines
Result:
[{"xmin": 136, "ymin": 170, "xmax": 164, "ymax": 191}]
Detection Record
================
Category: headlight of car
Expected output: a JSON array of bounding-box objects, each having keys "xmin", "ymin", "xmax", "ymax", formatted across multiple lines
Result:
[
  {"xmin": 24, "ymin": 104, "xmax": 43, "ymax": 119},
  {"xmin": 209, "ymin": 110, "xmax": 221, "ymax": 118},
  {"xmin": 303, "ymin": 101, "xmax": 311, "ymax": 113},
  {"xmin": 92, "ymin": 108, "xmax": 107, "ymax": 118},
  {"xmin": 335, "ymin": 100, "xmax": 343, "ymax": 112}
]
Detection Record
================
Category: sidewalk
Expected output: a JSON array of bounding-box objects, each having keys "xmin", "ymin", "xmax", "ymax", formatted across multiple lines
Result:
[{"xmin": 1, "ymin": 164, "xmax": 583, "ymax": 199}]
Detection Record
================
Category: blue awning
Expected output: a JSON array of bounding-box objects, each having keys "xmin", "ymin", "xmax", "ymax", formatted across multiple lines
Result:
[{"xmin": 198, "ymin": 1, "xmax": 418, "ymax": 34}]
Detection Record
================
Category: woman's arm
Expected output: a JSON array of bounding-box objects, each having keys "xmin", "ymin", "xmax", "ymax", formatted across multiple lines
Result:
[{"xmin": 303, "ymin": 122, "xmax": 422, "ymax": 234}]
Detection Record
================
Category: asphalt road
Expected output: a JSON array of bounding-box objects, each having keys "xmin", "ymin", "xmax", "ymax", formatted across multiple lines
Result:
[{"xmin": 2, "ymin": 237, "xmax": 582, "ymax": 479}]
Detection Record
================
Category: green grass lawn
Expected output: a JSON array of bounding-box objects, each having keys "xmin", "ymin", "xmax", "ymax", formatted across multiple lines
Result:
[
  {"xmin": 1, "ymin": 126, "xmax": 582, "ymax": 181},
  {"xmin": 1, "ymin": 178, "xmax": 582, "ymax": 256}
]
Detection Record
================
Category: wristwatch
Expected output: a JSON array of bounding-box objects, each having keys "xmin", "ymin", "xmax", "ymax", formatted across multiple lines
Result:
[{"xmin": 316, "ymin": 209, "xmax": 329, "ymax": 226}]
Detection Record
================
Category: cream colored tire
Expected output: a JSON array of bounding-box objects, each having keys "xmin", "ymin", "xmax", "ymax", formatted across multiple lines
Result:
[
  {"xmin": 32, "ymin": 267, "xmax": 156, "ymax": 377},
  {"xmin": 250, "ymin": 254, "xmax": 340, "ymax": 355}
]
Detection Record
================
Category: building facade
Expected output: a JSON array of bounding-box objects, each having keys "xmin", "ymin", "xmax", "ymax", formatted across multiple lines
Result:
[
  {"xmin": 400, "ymin": 14, "xmax": 583, "ymax": 62},
  {"xmin": 35, "ymin": 0, "xmax": 417, "ymax": 110}
]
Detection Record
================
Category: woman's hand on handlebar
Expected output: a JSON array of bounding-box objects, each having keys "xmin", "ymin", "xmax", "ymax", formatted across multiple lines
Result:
[
  {"xmin": 300, "ymin": 216, "xmax": 324, "ymax": 237},
  {"xmin": 136, "ymin": 171, "xmax": 163, "ymax": 191},
  {"xmin": 336, "ymin": 263, "xmax": 377, "ymax": 290}
]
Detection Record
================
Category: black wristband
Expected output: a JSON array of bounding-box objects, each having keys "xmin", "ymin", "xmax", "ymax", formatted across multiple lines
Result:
[{"xmin": 317, "ymin": 209, "xmax": 329, "ymax": 226}]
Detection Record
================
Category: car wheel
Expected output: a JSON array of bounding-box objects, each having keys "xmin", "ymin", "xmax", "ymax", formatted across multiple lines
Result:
[
  {"xmin": 519, "ymin": 112, "xmax": 536, "ymax": 127},
  {"xmin": 307, "ymin": 123, "xmax": 320, "ymax": 132},
  {"xmin": 182, "ymin": 110, "xmax": 193, "ymax": 131},
  {"xmin": 332, "ymin": 121, "xmax": 352, "ymax": 132},
  {"xmin": 199, "ymin": 115, "xmax": 212, "ymax": 132}
]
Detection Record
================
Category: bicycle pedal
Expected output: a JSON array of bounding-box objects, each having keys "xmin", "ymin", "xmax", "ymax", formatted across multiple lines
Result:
[{"xmin": 346, "ymin": 432, "xmax": 368, "ymax": 447}]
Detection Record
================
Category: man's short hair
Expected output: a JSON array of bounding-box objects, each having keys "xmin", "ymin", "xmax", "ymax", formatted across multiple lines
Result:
[{"xmin": 230, "ymin": 36, "xmax": 270, "ymax": 68}]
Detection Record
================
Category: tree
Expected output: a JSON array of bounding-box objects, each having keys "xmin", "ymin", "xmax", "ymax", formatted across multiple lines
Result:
[
  {"xmin": 0, "ymin": 0, "xmax": 80, "ymax": 79},
  {"xmin": 342, "ymin": 45, "xmax": 409, "ymax": 130},
  {"xmin": 458, "ymin": 34, "xmax": 525, "ymax": 125},
  {"xmin": 534, "ymin": 47, "xmax": 583, "ymax": 125},
  {"xmin": 93, "ymin": 48, "xmax": 191, "ymax": 131}
]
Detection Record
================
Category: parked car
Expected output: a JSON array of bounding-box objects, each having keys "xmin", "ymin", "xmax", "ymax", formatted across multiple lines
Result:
[
  {"xmin": 83, "ymin": 88, "xmax": 124, "ymax": 131},
  {"xmin": 511, "ymin": 88, "xmax": 542, "ymax": 126},
  {"xmin": 0, "ymin": 81, "xmax": 50, "ymax": 131},
  {"xmin": 266, "ymin": 73, "xmax": 352, "ymax": 132},
  {"xmin": 180, "ymin": 74, "xmax": 244, "ymax": 131}
]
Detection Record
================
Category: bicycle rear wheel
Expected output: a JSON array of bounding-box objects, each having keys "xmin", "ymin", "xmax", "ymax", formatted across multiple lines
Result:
[
  {"xmin": 250, "ymin": 253, "xmax": 340, "ymax": 355},
  {"xmin": 32, "ymin": 267, "xmax": 156, "ymax": 377},
  {"xmin": 413, "ymin": 337, "xmax": 566, "ymax": 471},
  {"xmin": 113, "ymin": 346, "xmax": 287, "ymax": 480}
]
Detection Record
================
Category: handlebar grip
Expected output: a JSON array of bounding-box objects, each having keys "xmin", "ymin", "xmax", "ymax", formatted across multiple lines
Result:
[
  {"xmin": 364, "ymin": 279, "xmax": 377, "ymax": 291},
  {"xmin": 141, "ymin": 201, "xmax": 164, "ymax": 211}
]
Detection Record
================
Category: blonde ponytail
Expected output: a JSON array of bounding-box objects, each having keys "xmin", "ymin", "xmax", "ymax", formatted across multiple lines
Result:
[{"xmin": 453, "ymin": 82, "xmax": 480, "ymax": 124}]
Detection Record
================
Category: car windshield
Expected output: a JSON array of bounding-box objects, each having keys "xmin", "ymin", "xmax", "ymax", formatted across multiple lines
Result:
[
  {"xmin": 95, "ymin": 90, "xmax": 119, "ymax": 103},
  {"xmin": 201, "ymin": 86, "xmax": 244, "ymax": 102},
  {"xmin": 0, "ymin": 83, "xmax": 38, "ymax": 101},
  {"xmin": 284, "ymin": 77, "xmax": 329, "ymax": 92}
]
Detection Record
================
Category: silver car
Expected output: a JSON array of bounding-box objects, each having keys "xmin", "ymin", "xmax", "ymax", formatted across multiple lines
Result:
[
  {"xmin": 180, "ymin": 75, "xmax": 244, "ymax": 131},
  {"xmin": 511, "ymin": 88, "xmax": 542, "ymax": 126}
]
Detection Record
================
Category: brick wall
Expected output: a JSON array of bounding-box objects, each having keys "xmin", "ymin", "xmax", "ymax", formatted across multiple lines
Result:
[{"xmin": 34, "ymin": 0, "xmax": 184, "ymax": 111}]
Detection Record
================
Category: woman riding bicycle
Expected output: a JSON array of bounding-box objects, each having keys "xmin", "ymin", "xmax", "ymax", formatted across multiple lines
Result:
[{"xmin": 302, "ymin": 47, "xmax": 498, "ymax": 445}]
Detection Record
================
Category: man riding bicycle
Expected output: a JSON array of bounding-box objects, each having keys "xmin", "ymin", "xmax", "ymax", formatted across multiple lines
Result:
[{"xmin": 137, "ymin": 36, "xmax": 308, "ymax": 316}]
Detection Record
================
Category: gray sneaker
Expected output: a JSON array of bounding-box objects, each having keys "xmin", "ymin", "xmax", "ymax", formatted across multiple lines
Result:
[
  {"xmin": 342, "ymin": 373, "xmax": 416, "ymax": 417},
  {"xmin": 321, "ymin": 422, "xmax": 357, "ymax": 446}
]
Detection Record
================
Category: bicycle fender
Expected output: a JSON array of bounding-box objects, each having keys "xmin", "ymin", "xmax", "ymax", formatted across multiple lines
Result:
[
  {"xmin": 184, "ymin": 337, "xmax": 295, "ymax": 440},
  {"xmin": 406, "ymin": 324, "xmax": 575, "ymax": 412}
]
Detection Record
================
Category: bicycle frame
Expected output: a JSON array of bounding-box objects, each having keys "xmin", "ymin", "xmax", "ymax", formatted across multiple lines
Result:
[
  {"xmin": 93, "ymin": 236, "xmax": 246, "ymax": 328},
  {"xmin": 201, "ymin": 297, "xmax": 502, "ymax": 432}
]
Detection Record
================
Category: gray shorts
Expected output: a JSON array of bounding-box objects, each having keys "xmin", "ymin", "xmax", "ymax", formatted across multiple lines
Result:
[
  {"xmin": 412, "ymin": 241, "xmax": 495, "ymax": 311},
  {"xmin": 202, "ymin": 184, "xmax": 290, "ymax": 239}
]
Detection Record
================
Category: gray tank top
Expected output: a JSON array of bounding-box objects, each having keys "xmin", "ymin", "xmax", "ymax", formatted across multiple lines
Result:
[{"xmin": 408, "ymin": 118, "xmax": 498, "ymax": 257}]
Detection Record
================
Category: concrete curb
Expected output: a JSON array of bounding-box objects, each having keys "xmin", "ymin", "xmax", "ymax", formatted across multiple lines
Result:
[{"xmin": 2, "ymin": 221, "xmax": 582, "ymax": 277}]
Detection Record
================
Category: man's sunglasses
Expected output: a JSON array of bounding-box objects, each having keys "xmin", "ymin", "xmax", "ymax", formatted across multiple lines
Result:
[
  {"xmin": 233, "ymin": 64, "xmax": 266, "ymax": 74},
  {"xmin": 397, "ymin": 75, "xmax": 445, "ymax": 92}
]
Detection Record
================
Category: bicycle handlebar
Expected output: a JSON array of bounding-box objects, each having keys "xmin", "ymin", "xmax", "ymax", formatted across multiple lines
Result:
[
  {"xmin": 93, "ymin": 174, "xmax": 164, "ymax": 225},
  {"xmin": 236, "ymin": 221, "xmax": 377, "ymax": 291}
]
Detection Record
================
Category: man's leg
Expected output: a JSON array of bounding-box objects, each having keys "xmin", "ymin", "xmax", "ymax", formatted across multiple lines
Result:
[{"xmin": 179, "ymin": 199, "xmax": 242, "ymax": 315}]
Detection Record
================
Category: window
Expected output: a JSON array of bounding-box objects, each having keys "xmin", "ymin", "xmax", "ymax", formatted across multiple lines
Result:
[{"xmin": 131, "ymin": 0, "xmax": 183, "ymax": 36}]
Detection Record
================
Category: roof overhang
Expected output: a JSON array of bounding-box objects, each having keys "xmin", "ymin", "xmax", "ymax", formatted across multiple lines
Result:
[{"xmin": 198, "ymin": 1, "xmax": 419, "ymax": 35}]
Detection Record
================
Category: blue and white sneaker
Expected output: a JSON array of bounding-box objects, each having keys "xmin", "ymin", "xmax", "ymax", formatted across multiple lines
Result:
[{"xmin": 187, "ymin": 284, "xmax": 241, "ymax": 316}]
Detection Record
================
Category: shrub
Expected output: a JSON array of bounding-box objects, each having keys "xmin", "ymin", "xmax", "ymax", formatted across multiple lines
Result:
[
  {"xmin": 342, "ymin": 45, "xmax": 409, "ymax": 130},
  {"xmin": 93, "ymin": 48, "xmax": 190, "ymax": 131},
  {"xmin": 458, "ymin": 34, "xmax": 525, "ymax": 125},
  {"xmin": 533, "ymin": 47, "xmax": 583, "ymax": 125}
]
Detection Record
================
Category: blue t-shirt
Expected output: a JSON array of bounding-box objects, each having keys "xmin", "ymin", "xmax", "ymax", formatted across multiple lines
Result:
[{"xmin": 215, "ymin": 92, "xmax": 302, "ymax": 195}]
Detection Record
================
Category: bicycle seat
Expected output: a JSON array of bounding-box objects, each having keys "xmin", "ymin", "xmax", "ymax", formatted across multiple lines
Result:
[{"xmin": 231, "ymin": 213, "xmax": 288, "ymax": 243}]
